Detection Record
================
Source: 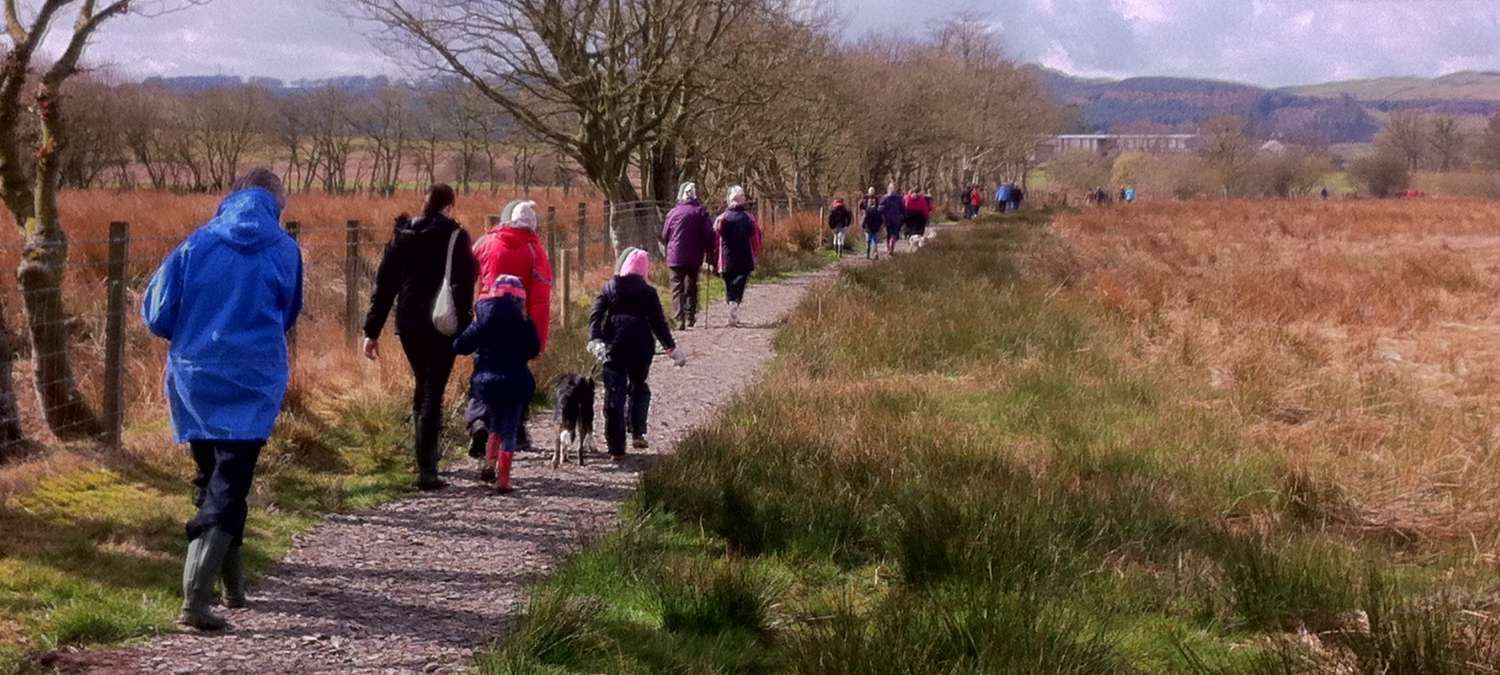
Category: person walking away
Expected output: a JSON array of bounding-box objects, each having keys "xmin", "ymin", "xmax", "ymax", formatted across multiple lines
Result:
[
  {"xmin": 453, "ymin": 275, "xmax": 539, "ymax": 493},
  {"xmin": 1124, "ymin": 186, "xmax": 1137, "ymax": 203},
  {"xmin": 828, "ymin": 198, "xmax": 853, "ymax": 258},
  {"xmin": 143, "ymin": 168, "xmax": 303, "ymax": 632},
  {"xmin": 968, "ymin": 186, "xmax": 982, "ymax": 219},
  {"xmin": 861, "ymin": 197, "xmax": 884, "ymax": 260},
  {"xmin": 903, "ymin": 188, "xmax": 931, "ymax": 241},
  {"xmin": 713, "ymin": 186, "xmax": 763, "ymax": 326},
  {"xmin": 660, "ymin": 181, "xmax": 714, "ymax": 330},
  {"xmin": 859, "ymin": 187, "xmax": 879, "ymax": 213},
  {"xmin": 879, "ymin": 183, "xmax": 905, "ymax": 256},
  {"xmin": 466, "ymin": 199, "xmax": 553, "ymax": 468},
  {"xmin": 1011, "ymin": 185, "xmax": 1025, "ymax": 211},
  {"xmin": 587, "ymin": 248, "xmax": 686, "ymax": 459},
  {"xmin": 363, "ymin": 184, "xmax": 477, "ymax": 491}
]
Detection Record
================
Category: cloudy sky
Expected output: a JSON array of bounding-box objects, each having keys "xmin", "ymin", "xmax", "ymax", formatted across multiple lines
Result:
[{"xmin": 75, "ymin": 0, "xmax": 1500, "ymax": 88}]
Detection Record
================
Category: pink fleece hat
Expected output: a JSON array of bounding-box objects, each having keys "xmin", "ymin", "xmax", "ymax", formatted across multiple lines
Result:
[
  {"xmin": 621, "ymin": 248, "xmax": 650, "ymax": 278},
  {"xmin": 479, "ymin": 274, "xmax": 527, "ymax": 302}
]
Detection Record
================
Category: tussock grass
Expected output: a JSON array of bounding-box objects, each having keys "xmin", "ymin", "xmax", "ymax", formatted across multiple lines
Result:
[{"xmin": 478, "ymin": 210, "xmax": 1500, "ymax": 674}]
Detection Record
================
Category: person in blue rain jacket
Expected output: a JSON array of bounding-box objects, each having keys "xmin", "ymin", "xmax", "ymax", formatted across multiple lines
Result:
[{"xmin": 142, "ymin": 167, "xmax": 303, "ymax": 632}]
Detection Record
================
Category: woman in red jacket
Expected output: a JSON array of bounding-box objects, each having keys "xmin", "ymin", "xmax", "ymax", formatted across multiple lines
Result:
[{"xmin": 465, "ymin": 200, "xmax": 554, "ymax": 472}]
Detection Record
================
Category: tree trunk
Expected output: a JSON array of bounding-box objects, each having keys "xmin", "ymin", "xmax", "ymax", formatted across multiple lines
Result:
[
  {"xmin": 0, "ymin": 302, "xmax": 29, "ymax": 459},
  {"xmin": 24, "ymin": 84, "xmax": 101, "ymax": 441}
]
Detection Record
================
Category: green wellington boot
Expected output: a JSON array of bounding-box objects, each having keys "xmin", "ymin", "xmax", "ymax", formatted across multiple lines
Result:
[
  {"xmin": 221, "ymin": 544, "xmax": 246, "ymax": 609},
  {"xmin": 179, "ymin": 528, "xmax": 235, "ymax": 631}
]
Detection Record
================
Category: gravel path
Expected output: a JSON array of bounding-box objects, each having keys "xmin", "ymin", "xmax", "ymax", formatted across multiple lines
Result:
[{"xmin": 82, "ymin": 250, "xmax": 893, "ymax": 675}]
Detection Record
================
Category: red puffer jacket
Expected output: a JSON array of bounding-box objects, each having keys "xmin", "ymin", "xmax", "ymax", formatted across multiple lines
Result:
[{"xmin": 472, "ymin": 226, "xmax": 554, "ymax": 352}]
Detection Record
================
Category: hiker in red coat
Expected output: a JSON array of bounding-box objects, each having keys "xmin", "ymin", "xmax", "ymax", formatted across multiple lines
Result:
[{"xmin": 466, "ymin": 200, "xmax": 554, "ymax": 470}]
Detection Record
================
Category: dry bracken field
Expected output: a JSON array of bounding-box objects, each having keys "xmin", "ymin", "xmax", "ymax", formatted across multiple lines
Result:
[{"xmin": 1050, "ymin": 200, "xmax": 1500, "ymax": 547}]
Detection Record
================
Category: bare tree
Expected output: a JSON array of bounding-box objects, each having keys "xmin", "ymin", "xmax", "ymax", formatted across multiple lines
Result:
[
  {"xmin": 1482, "ymin": 110, "xmax": 1500, "ymax": 171},
  {"xmin": 1199, "ymin": 114, "xmax": 1254, "ymax": 195},
  {"xmin": 351, "ymin": 86, "xmax": 412, "ymax": 197},
  {"xmin": 0, "ymin": 0, "xmax": 207, "ymax": 447},
  {"xmin": 1427, "ymin": 114, "xmax": 1468, "ymax": 172},
  {"xmin": 1379, "ymin": 109, "xmax": 1428, "ymax": 171},
  {"xmin": 192, "ymin": 85, "xmax": 267, "ymax": 191},
  {"xmin": 349, "ymin": 0, "xmax": 785, "ymax": 253}
]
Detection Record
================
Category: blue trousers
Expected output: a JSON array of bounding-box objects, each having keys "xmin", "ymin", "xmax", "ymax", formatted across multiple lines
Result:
[
  {"xmin": 188, "ymin": 440, "xmax": 264, "ymax": 545},
  {"xmin": 603, "ymin": 354, "xmax": 652, "ymax": 456},
  {"xmin": 487, "ymin": 399, "xmax": 526, "ymax": 452}
]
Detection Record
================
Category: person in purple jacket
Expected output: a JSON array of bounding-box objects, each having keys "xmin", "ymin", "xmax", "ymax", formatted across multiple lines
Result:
[
  {"xmin": 660, "ymin": 181, "xmax": 715, "ymax": 330},
  {"xmin": 879, "ymin": 183, "xmax": 906, "ymax": 257}
]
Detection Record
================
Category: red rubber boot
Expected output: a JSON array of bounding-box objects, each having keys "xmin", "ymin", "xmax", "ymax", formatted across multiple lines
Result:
[
  {"xmin": 481, "ymin": 433, "xmax": 500, "ymax": 484},
  {"xmin": 496, "ymin": 450, "xmax": 515, "ymax": 494}
]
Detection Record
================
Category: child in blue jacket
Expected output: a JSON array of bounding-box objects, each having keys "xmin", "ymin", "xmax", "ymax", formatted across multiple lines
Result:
[{"xmin": 453, "ymin": 275, "xmax": 540, "ymax": 492}]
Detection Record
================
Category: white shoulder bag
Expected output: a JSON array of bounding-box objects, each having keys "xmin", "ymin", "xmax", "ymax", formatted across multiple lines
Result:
[{"xmin": 432, "ymin": 228, "xmax": 461, "ymax": 336}]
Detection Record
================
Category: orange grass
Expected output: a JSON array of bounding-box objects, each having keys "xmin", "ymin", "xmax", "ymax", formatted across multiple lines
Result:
[{"xmin": 1048, "ymin": 200, "xmax": 1500, "ymax": 543}]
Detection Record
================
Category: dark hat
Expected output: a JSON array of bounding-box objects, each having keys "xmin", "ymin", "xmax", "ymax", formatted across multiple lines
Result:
[{"xmin": 422, "ymin": 184, "xmax": 456, "ymax": 217}]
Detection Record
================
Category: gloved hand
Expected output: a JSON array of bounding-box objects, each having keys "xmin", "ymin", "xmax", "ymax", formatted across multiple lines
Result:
[
  {"xmin": 667, "ymin": 347, "xmax": 688, "ymax": 368},
  {"xmin": 586, "ymin": 340, "xmax": 608, "ymax": 362}
]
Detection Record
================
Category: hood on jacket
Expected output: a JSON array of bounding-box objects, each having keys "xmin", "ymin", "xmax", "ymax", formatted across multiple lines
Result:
[
  {"xmin": 506, "ymin": 200, "xmax": 539, "ymax": 230},
  {"xmin": 207, "ymin": 188, "xmax": 287, "ymax": 253},
  {"xmin": 678, "ymin": 182, "xmax": 698, "ymax": 201}
]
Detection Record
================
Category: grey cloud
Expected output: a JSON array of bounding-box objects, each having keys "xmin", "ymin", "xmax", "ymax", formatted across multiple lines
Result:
[{"xmin": 74, "ymin": 0, "xmax": 1500, "ymax": 87}]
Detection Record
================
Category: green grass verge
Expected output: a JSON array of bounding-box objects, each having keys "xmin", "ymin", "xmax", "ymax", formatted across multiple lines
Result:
[{"xmin": 475, "ymin": 212, "xmax": 1500, "ymax": 674}]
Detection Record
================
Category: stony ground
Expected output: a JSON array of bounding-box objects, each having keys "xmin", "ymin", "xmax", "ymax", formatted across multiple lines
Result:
[{"xmin": 81, "ymin": 248, "xmax": 900, "ymax": 675}]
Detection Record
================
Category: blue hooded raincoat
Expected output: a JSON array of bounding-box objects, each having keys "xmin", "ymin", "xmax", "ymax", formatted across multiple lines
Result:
[{"xmin": 143, "ymin": 188, "xmax": 304, "ymax": 443}]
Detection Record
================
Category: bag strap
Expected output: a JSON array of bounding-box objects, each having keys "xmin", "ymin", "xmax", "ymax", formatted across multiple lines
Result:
[{"xmin": 442, "ymin": 227, "xmax": 460, "ymax": 287}]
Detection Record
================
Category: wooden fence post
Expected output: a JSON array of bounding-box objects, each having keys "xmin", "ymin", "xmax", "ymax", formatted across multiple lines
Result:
[
  {"xmin": 546, "ymin": 206, "xmax": 558, "ymax": 266},
  {"xmin": 559, "ymin": 250, "xmax": 571, "ymax": 328},
  {"xmin": 576, "ymin": 202, "xmax": 587, "ymax": 279},
  {"xmin": 285, "ymin": 221, "xmax": 300, "ymax": 368},
  {"xmin": 102, "ymin": 220, "xmax": 129, "ymax": 449},
  {"xmin": 345, "ymin": 220, "xmax": 361, "ymax": 346}
]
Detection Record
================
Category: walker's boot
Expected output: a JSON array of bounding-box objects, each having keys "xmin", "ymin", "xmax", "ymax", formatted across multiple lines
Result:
[
  {"xmin": 221, "ymin": 544, "xmax": 246, "ymax": 609},
  {"xmin": 676, "ymin": 318, "xmax": 687, "ymax": 331},
  {"xmin": 728, "ymin": 302, "xmax": 741, "ymax": 327},
  {"xmin": 480, "ymin": 433, "xmax": 500, "ymax": 484},
  {"xmin": 496, "ymin": 450, "xmax": 515, "ymax": 494},
  {"xmin": 467, "ymin": 425, "xmax": 487, "ymax": 459},
  {"xmin": 632, "ymin": 434, "xmax": 650, "ymax": 450},
  {"xmin": 179, "ymin": 528, "xmax": 234, "ymax": 631}
]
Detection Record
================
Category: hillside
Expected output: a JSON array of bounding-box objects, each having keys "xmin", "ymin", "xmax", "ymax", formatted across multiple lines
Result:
[
  {"xmin": 1035, "ymin": 66, "xmax": 1500, "ymax": 144},
  {"xmin": 1033, "ymin": 66, "xmax": 1379, "ymax": 143},
  {"xmin": 1287, "ymin": 70, "xmax": 1500, "ymax": 101}
]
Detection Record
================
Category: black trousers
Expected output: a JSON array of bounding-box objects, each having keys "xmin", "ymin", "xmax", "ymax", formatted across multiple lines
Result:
[
  {"xmin": 399, "ymin": 329, "xmax": 456, "ymax": 478},
  {"xmin": 603, "ymin": 354, "xmax": 652, "ymax": 456},
  {"xmin": 724, "ymin": 271, "xmax": 751, "ymax": 304},
  {"xmin": 188, "ymin": 440, "xmax": 264, "ymax": 545},
  {"xmin": 669, "ymin": 266, "xmax": 701, "ymax": 325}
]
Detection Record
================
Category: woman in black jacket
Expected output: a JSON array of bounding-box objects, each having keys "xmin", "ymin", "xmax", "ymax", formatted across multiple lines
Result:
[
  {"xmin": 362, "ymin": 184, "xmax": 478, "ymax": 490},
  {"xmin": 587, "ymin": 247, "xmax": 685, "ymax": 459}
]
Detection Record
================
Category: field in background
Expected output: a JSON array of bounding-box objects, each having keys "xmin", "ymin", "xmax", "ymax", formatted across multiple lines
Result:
[
  {"xmin": 479, "ymin": 206, "xmax": 1500, "ymax": 674},
  {"xmin": 0, "ymin": 187, "xmax": 830, "ymax": 670},
  {"xmin": 1051, "ymin": 200, "xmax": 1500, "ymax": 543}
]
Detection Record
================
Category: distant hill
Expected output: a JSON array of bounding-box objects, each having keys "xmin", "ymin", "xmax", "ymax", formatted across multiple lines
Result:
[
  {"xmin": 1032, "ymin": 67, "xmax": 1379, "ymax": 143},
  {"xmin": 1032, "ymin": 66, "xmax": 1500, "ymax": 144},
  {"xmin": 1287, "ymin": 71, "xmax": 1500, "ymax": 102}
]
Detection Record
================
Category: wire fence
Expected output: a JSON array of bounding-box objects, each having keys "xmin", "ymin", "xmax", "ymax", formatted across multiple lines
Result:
[{"xmin": 0, "ymin": 197, "xmax": 832, "ymax": 453}]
